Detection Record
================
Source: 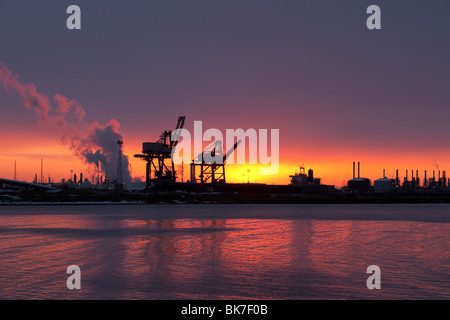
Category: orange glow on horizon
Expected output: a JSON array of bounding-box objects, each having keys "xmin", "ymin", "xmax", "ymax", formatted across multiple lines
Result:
[{"xmin": 1, "ymin": 130, "xmax": 450, "ymax": 188}]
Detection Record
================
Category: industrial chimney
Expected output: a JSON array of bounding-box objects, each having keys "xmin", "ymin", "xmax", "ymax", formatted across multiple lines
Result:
[
  {"xmin": 115, "ymin": 140, "xmax": 124, "ymax": 190},
  {"xmin": 358, "ymin": 162, "xmax": 360, "ymax": 179},
  {"xmin": 353, "ymin": 162, "xmax": 355, "ymax": 179},
  {"xmin": 424, "ymin": 170, "xmax": 427, "ymax": 187}
]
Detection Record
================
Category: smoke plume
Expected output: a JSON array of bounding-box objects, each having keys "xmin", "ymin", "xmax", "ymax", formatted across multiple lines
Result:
[
  {"xmin": 0, "ymin": 62, "xmax": 132, "ymax": 184},
  {"xmin": 433, "ymin": 158, "xmax": 440, "ymax": 170}
]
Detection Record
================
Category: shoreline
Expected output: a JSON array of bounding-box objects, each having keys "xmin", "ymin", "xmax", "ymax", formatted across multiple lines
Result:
[
  {"xmin": 3, "ymin": 189, "xmax": 450, "ymax": 206},
  {"xmin": 1, "ymin": 201, "xmax": 449, "ymax": 224}
]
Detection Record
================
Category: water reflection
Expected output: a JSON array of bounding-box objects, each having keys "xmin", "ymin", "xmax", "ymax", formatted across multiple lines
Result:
[{"xmin": 0, "ymin": 205, "xmax": 449, "ymax": 299}]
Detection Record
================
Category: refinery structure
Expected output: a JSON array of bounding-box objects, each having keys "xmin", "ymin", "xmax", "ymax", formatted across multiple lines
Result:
[
  {"xmin": 2, "ymin": 115, "xmax": 450, "ymax": 202},
  {"xmin": 347, "ymin": 161, "xmax": 449, "ymax": 194}
]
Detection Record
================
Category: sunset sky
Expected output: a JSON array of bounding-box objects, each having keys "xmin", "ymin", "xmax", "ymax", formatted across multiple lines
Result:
[{"xmin": 1, "ymin": 0, "xmax": 450, "ymax": 187}]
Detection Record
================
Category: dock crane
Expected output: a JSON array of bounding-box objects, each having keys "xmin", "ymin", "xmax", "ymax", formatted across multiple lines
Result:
[
  {"xmin": 134, "ymin": 116, "xmax": 186, "ymax": 190},
  {"xmin": 190, "ymin": 139, "xmax": 241, "ymax": 186}
]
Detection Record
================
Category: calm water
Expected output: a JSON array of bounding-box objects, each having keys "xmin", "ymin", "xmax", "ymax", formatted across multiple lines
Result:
[{"xmin": 0, "ymin": 203, "xmax": 449, "ymax": 299}]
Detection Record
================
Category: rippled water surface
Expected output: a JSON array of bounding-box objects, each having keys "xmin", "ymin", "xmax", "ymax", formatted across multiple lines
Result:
[{"xmin": 0, "ymin": 204, "xmax": 449, "ymax": 299}]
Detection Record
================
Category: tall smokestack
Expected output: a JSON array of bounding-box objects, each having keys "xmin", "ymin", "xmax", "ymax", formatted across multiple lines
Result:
[
  {"xmin": 40, "ymin": 159, "xmax": 43, "ymax": 184},
  {"xmin": 444, "ymin": 171, "xmax": 447, "ymax": 187},
  {"xmin": 353, "ymin": 162, "xmax": 355, "ymax": 179},
  {"xmin": 358, "ymin": 162, "xmax": 360, "ymax": 178},
  {"xmin": 424, "ymin": 170, "xmax": 427, "ymax": 187},
  {"xmin": 116, "ymin": 140, "xmax": 124, "ymax": 190},
  {"xmin": 383, "ymin": 169, "xmax": 385, "ymax": 178},
  {"xmin": 14, "ymin": 160, "xmax": 16, "ymax": 181},
  {"xmin": 181, "ymin": 162, "xmax": 184, "ymax": 183}
]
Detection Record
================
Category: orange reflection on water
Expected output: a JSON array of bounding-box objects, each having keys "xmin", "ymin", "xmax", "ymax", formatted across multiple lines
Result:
[
  {"xmin": 218, "ymin": 219, "xmax": 295, "ymax": 271},
  {"xmin": 2, "ymin": 207, "xmax": 449, "ymax": 299},
  {"xmin": 306, "ymin": 219, "xmax": 450, "ymax": 297},
  {"xmin": 307, "ymin": 220, "xmax": 361, "ymax": 278},
  {"xmin": 115, "ymin": 218, "xmax": 229, "ymax": 298}
]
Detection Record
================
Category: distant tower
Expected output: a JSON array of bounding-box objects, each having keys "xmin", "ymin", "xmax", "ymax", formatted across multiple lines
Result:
[
  {"xmin": 180, "ymin": 161, "xmax": 184, "ymax": 182},
  {"xmin": 14, "ymin": 160, "xmax": 17, "ymax": 181},
  {"xmin": 116, "ymin": 140, "xmax": 124, "ymax": 189},
  {"xmin": 40, "ymin": 159, "xmax": 43, "ymax": 184}
]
